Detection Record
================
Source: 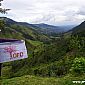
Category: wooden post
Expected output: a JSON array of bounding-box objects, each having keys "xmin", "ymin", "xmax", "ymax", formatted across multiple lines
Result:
[{"xmin": 0, "ymin": 63, "xmax": 2, "ymax": 77}]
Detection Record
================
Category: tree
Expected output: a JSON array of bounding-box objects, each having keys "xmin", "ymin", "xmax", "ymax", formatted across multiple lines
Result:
[
  {"xmin": 70, "ymin": 57, "xmax": 85, "ymax": 75},
  {"xmin": 0, "ymin": 0, "xmax": 10, "ymax": 14}
]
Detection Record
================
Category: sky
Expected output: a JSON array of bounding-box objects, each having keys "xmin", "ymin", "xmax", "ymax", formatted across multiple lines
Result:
[{"xmin": 0, "ymin": 0, "xmax": 85, "ymax": 25}]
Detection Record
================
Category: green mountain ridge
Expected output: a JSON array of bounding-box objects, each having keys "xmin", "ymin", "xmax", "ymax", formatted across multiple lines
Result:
[
  {"xmin": 0, "ymin": 17, "xmax": 76, "ymax": 36},
  {"xmin": 72, "ymin": 21, "xmax": 85, "ymax": 37},
  {"xmin": 0, "ymin": 17, "xmax": 51, "ymax": 42}
]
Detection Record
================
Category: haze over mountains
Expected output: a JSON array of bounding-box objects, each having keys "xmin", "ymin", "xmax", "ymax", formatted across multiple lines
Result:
[{"xmin": 34, "ymin": 23, "xmax": 76, "ymax": 33}]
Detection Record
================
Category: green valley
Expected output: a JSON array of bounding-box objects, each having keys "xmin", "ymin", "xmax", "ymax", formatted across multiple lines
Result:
[{"xmin": 0, "ymin": 17, "xmax": 85, "ymax": 85}]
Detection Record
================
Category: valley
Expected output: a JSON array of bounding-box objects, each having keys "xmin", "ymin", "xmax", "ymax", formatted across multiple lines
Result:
[{"xmin": 0, "ymin": 17, "xmax": 85, "ymax": 85}]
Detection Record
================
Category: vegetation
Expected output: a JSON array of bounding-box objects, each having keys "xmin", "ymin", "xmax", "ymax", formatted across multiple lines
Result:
[
  {"xmin": 0, "ymin": 17, "xmax": 85, "ymax": 85},
  {"xmin": 1, "ymin": 75, "xmax": 85, "ymax": 85},
  {"xmin": 70, "ymin": 57, "xmax": 85, "ymax": 75}
]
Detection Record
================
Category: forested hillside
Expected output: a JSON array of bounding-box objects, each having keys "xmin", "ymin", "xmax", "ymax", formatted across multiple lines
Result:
[
  {"xmin": 0, "ymin": 17, "xmax": 50, "ymax": 41},
  {"xmin": 0, "ymin": 17, "xmax": 85, "ymax": 85}
]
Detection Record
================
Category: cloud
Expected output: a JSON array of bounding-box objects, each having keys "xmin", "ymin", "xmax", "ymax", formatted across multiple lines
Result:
[{"xmin": 1, "ymin": 0, "xmax": 85, "ymax": 25}]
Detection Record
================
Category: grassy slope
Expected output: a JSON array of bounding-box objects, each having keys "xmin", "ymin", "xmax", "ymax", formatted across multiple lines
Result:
[{"xmin": 1, "ymin": 75, "xmax": 85, "ymax": 85}]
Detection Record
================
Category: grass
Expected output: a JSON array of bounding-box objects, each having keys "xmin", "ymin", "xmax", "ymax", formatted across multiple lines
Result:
[
  {"xmin": 1, "ymin": 75, "xmax": 85, "ymax": 85},
  {"xmin": 28, "ymin": 40, "xmax": 43, "ymax": 47},
  {"xmin": 1, "ymin": 75, "xmax": 59, "ymax": 85}
]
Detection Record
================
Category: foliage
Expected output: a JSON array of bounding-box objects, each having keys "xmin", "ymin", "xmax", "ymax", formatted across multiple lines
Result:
[
  {"xmin": 69, "ymin": 36, "xmax": 85, "ymax": 51},
  {"xmin": 0, "ymin": 19, "xmax": 5, "ymax": 29},
  {"xmin": 0, "ymin": 17, "xmax": 85, "ymax": 84},
  {"xmin": 70, "ymin": 57, "xmax": 85, "ymax": 75}
]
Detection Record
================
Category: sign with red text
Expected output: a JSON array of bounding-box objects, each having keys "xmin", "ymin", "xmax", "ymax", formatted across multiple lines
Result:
[{"xmin": 0, "ymin": 40, "xmax": 28, "ymax": 63}]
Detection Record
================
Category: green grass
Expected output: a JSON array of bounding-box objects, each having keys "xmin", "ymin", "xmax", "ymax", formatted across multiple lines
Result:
[
  {"xmin": 28, "ymin": 40, "xmax": 43, "ymax": 47},
  {"xmin": 1, "ymin": 75, "xmax": 85, "ymax": 85},
  {"xmin": 2, "ymin": 75, "xmax": 59, "ymax": 85}
]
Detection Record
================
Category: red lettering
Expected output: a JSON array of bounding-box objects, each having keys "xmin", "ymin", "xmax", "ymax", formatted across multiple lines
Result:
[
  {"xmin": 20, "ymin": 52, "xmax": 23, "ymax": 57},
  {"xmin": 17, "ymin": 53, "xmax": 19, "ymax": 57},
  {"xmin": 13, "ymin": 53, "xmax": 17, "ymax": 58},
  {"xmin": 10, "ymin": 52, "xmax": 24, "ymax": 60}
]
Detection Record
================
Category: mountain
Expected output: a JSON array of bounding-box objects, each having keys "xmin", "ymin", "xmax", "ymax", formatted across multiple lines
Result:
[
  {"xmin": 0, "ymin": 17, "xmax": 76, "ymax": 37},
  {"xmin": 63, "ymin": 21, "xmax": 85, "ymax": 38},
  {"xmin": 71, "ymin": 21, "xmax": 85, "ymax": 36},
  {"xmin": 0, "ymin": 17, "xmax": 39, "ymax": 29},
  {"xmin": 60, "ymin": 25, "xmax": 76, "ymax": 31},
  {"xmin": 0, "ymin": 17, "xmax": 18, "ymax": 25},
  {"xmin": 34, "ymin": 23, "xmax": 76, "ymax": 36},
  {"xmin": 64, "ymin": 21, "xmax": 85, "ymax": 37},
  {"xmin": 0, "ymin": 17, "xmax": 50, "ymax": 40},
  {"xmin": 34, "ymin": 23, "xmax": 60, "ymax": 29},
  {"xmin": 34, "ymin": 23, "xmax": 64, "ymax": 34}
]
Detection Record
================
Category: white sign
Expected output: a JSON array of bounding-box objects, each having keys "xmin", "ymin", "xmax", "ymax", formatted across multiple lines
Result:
[{"xmin": 0, "ymin": 40, "xmax": 28, "ymax": 63}]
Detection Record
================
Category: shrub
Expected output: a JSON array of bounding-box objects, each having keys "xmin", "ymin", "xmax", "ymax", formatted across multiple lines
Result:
[{"xmin": 70, "ymin": 57, "xmax": 85, "ymax": 75}]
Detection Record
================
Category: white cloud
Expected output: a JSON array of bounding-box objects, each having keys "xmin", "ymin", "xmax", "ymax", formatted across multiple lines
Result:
[{"xmin": 1, "ymin": 0, "xmax": 85, "ymax": 25}]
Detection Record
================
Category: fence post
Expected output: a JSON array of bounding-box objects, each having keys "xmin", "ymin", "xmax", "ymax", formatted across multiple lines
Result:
[{"xmin": 0, "ymin": 63, "xmax": 2, "ymax": 77}]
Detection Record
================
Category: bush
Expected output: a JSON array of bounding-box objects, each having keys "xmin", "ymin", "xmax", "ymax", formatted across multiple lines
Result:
[{"xmin": 70, "ymin": 57, "xmax": 85, "ymax": 75}]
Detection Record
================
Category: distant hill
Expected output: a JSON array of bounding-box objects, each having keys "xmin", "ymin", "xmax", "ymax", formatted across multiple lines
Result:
[
  {"xmin": 71, "ymin": 21, "xmax": 85, "ymax": 36},
  {"xmin": 0, "ymin": 17, "xmax": 76, "ymax": 37},
  {"xmin": 34, "ymin": 23, "xmax": 62, "ymax": 35},
  {"xmin": 34, "ymin": 23, "xmax": 76, "ymax": 36},
  {"xmin": 63, "ymin": 21, "xmax": 85, "ymax": 38},
  {"xmin": 0, "ymin": 17, "xmax": 51, "ymax": 42},
  {"xmin": 60, "ymin": 25, "xmax": 76, "ymax": 31},
  {"xmin": 34, "ymin": 23, "xmax": 60, "ymax": 30},
  {"xmin": 0, "ymin": 17, "xmax": 78, "ymax": 41}
]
